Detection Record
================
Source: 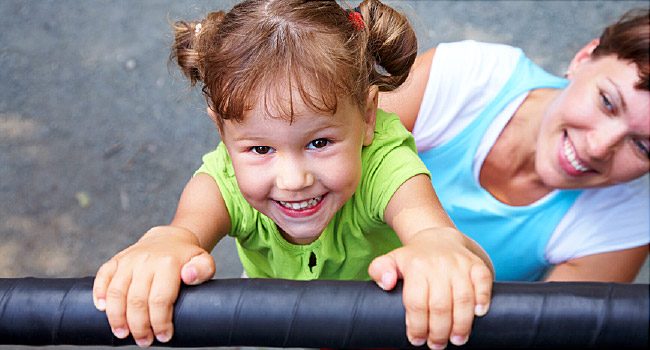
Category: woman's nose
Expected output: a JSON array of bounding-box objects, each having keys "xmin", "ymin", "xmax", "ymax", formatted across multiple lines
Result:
[
  {"xmin": 585, "ymin": 121, "xmax": 627, "ymax": 161},
  {"xmin": 275, "ymin": 156, "xmax": 314, "ymax": 191}
]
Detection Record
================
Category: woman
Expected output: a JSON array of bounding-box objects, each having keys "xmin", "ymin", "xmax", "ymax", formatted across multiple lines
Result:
[{"xmin": 379, "ymin": 9, "xmax": 649, "ymax": 282}]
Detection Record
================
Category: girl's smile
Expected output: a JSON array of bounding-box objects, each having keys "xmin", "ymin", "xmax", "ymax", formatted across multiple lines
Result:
[{"xmin": 275, "ymin": 194, "xmax": 325, "ymax": 218}]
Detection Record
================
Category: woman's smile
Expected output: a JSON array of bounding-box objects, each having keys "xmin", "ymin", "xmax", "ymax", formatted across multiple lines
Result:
[{"xmin": 559, "ymin": 130, "xmax": 592, "ymax": 176}]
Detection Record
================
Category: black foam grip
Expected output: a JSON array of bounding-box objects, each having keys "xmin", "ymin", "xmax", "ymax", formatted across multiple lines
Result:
[{"xmin": 0, "ymin": 278, "xmax": 647, "ymax": 348}]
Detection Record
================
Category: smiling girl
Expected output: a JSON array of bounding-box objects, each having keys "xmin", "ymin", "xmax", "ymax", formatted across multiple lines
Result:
[{"xmin": 92, "ymin": 1, "xmax": 494, "ymax": 349}]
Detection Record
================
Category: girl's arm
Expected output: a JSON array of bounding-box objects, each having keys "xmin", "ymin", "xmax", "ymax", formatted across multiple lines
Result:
[
  {"xmin": 369, "ymin": 174, "xmax": 493, "ymax": 349},
  {"xmin": 378, "ymin": 48, "xmax": 436, "ymax": 131},
  {"xmin": 170, "ymin": 173, "xmax": 231, "ymax": 251},
  {"xmin": 545, "ymin": 245, "xmax": 648, "ymax": 282},
  {"xmin": 92, "ymin": 173, "xmax": 231, "ymax": 347}
]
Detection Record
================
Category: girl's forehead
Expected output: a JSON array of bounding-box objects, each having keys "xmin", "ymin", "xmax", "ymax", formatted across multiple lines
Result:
[
  {"xmin": 243, "ymin": 83, "xmax": 358, "ymax": 121},
  {"xmin": 222, "ymin": 105, "xmax": 356, "ymax": 143},
  {"xmin": 226, "ymin": 92, "xmax": 362, "ymax": 132}
]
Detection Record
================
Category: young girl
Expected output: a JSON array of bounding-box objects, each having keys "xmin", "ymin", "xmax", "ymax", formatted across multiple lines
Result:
[{"xmin": 92, "ymin": 1, "xmax": 493, "ymax": 348}]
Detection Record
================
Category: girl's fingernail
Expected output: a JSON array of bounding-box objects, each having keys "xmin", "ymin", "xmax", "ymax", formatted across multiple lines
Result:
[
  {"xmin": 112, "ymin": 327, "xmax": 129, "ymax": 339},
  {"xmin": 450, "ymin": 334, "xmax": 469, "ymax": 346},
  {"xmin": 183, "ymin": 266, "xmax": 197, "ymax": 284},
  {"xmin": 409, "ymin": 337, "xmax": 426, "ymax": 346},
  {"xmin": 428, "ymin": 341, "xmax": 446, "ymax": 349},
  {"xmin": 381, "ymin": 272, "xmax": 392, "ymax": 290},
  {"xmin": 475, "ymin": 303, "xmax": 488, "ymax": 316},
  {"xmin": 135, "ymin": 337, "xmax": 152, "ymax": 347},
  {"xmin": 95, "ymin": 298, "xmax": 106, "ymax": 311},
  {"xmin": 156, "ymin": 331, "xmax": 171, "ymax": 343}
]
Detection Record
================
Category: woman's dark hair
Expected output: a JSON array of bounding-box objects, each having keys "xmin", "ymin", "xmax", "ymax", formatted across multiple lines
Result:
[{"xmin": 593, "ymin": 8, "xmax": 649, "ymax": 90}]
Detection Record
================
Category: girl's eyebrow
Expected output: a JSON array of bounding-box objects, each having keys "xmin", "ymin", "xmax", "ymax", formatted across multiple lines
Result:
[{"xmin": 231, "ymin": 136, "xmax": 266, "ymax": 142}]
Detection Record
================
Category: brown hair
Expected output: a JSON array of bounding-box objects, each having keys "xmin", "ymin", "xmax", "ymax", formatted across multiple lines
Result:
[
  {"xmin": 592, "ymin": 8, "xmax": 649, "ymax": 90},
  {"xmin": 170, "ymin": 0, "xmax": 417, "ymax": 127}
]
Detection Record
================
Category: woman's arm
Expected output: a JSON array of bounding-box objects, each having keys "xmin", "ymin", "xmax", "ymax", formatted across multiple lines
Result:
[
  {"xmin": 545, "ymin": 245, "xmax": 648, "ymax": 282},
  {"xmin": 378, "ymin": 48, "xmax": 436, "ymax": 131}
]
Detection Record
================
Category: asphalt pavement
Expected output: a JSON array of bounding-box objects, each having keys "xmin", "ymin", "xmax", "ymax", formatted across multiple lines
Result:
[{"xmin": 1, "ymin": 1, "xmax": 648, "ymax": 349}]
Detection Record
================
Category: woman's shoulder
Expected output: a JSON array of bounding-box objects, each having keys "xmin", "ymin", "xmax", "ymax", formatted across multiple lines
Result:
[
  {"xmin": 546, "ymin": 176, "xmax": 650, "ymax": 263},
  {"xmin": 431, "ymin": 40, "xmax": 524, "ymax": 93},
  {"xmin": 577, "ymin": 175, "xmax": 649, "ymax": 208},
  {"xmin": 567, "ymin": 176, "xmax": 649, "ymax": 232},
  {"xmin": 412, "ymin": 41, "xmax": 525, "ymax": 150},
  {"xmin": 436, "ymin": 40, "xmax": 523, "ymax": 58}
]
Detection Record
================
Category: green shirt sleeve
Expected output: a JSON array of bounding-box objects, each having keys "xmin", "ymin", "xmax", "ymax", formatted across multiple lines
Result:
[
  {"xmin": 195, "ymin": 143, "xmax": 260, "ymax": 241},
  {"xmin": 358, "ymin": 109, "xmax": 431, "ymax": 225}
]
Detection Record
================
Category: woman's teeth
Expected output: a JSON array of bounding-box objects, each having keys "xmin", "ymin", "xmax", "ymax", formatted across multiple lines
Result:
[
  {"xmin": 279, "ymin": 196, "xmax": 323, "ymax": 210},
  {"xmin": 563, "ymin": 136, "xmax": 589, "ymax": 172}
]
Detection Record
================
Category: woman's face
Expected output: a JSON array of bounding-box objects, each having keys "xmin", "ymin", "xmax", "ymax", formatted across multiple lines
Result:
[{"xmin": 536, "ymin": 43, "xmax": 649, "ymax": 189}]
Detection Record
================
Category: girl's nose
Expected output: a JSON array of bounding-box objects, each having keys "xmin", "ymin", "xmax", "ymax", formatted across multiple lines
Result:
[{"xmin": 275, "ymin": 156, "xmax": 314, "ymax": 191}]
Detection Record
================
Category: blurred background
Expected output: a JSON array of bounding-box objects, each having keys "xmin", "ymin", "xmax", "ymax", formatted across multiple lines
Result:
[{"xmin": 1, "ymin": 1, "xmax": 648, "ymax": 349}]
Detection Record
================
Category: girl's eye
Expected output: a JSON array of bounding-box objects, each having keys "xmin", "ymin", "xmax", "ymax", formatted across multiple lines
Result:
[
  {"xmin": 308, "ymin": 138, "xmax": 330, "ymax": 149},
  {"xmin": 250, "ymin": 146, "xmax": 272, "ymax": 154},
  {"xmin": 600, "ymin": 92, "xmax": 616, "ymax": 113},
  {"xmin": 632, "ymin": 138, "xmax": 650, "ymax": 160}
]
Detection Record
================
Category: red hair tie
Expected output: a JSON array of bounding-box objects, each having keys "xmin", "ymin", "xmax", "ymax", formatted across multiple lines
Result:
[{"xmin": 348, "ymin": 7, "xmax": 365, "ymax": 31}]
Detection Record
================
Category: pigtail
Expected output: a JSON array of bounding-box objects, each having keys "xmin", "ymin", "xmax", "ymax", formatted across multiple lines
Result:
[
  {"xmin": 170, "ymin": 11, "xmax": 226, "ymax": 86},
  {"xmin": 357, "ymin": 0, "xmax": 417, "ymax": 92}
]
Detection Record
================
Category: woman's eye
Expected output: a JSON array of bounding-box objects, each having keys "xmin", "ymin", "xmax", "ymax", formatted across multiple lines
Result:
[
  {"xmin": 632, "ymin": 138, "xmax": 650, "ymax": 159},
  {"xmin": 250, "ymin": 146, "xmax": 272, "ymax": 154},
  {"xmin": 600, "ymin": 93, "xmax": 615, "ymax": 113},
  {"xmin": 308, "ymin": 138, "xmax": 330, "ymax": 149}
]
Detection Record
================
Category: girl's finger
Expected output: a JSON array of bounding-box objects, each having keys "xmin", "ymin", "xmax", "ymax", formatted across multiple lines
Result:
[
  {"xmin": 401, "ymin": 271, "xmax": 430, "ymax": 347},
  {"xmin": 149, "ymin": 261, "xmax": 183, "ymax": 343},
  {"xmin": 104, "ymin": 267, "xmax": 133, "ymax": 340},
  {"xmin": 426, "ymin": 277, "xmax": 452, "ymax": 349},
  {"xmin": 93, "ymin": 258, "xmax": 118, "ymax": 311},
  {"xmin": 125, "ymin": 265, "xmax": 155, "ymax": 347},
  {"xmin": 181, "ymin": 251, "xmax": 216, "ymax": 285},
  {"xmin": 368, "ymin": 254, "xmax": 399, "ymax": 291},
  {"xmin": 471, "ymin": 263, "xmax": 493, "ymax": 316},
  {"xmin": 448, "ymin": 273, "xmax": 475, "ymax": 347}
]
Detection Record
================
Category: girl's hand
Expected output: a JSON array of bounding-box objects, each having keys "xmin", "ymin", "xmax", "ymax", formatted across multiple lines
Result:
[
  {"xmin": 368, "ymin": 228, "xmax": 493, "ymax": 349},
  {"xmin": 92, "ymin": 226, "xmax": 215, "ymax": 347}
]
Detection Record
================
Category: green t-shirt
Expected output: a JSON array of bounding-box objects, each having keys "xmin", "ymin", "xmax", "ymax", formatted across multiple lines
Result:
[{"xmin": 196, "ymin": 109, "xmax": 429, "ymax": 280}]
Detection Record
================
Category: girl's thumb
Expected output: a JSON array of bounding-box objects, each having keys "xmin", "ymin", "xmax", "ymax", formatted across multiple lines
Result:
[
  {"xmin": 181, "ymin": 252, "xmax": 216, "ymax": 285},
  {"xmin": 368, "ymin": 254, "xmax": 399, "ymax": 291}
]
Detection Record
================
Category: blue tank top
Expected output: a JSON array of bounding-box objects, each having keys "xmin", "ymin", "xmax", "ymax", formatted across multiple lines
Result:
[{"xmin": 419, "ymin": 55, "xmax": 582, "ymax": 281}]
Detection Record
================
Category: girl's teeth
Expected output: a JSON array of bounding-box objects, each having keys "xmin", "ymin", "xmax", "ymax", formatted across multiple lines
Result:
[
  {"xmin": 563, "ymin": 137, "xmax": 589, "ymax": 172},
  {"xmin": 279, "ymin": 196, "xmax": 322, "ymax": 210}
]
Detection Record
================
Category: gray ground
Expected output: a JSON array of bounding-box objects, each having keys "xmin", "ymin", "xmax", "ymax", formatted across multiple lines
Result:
[{"xmin": 1, "ymin": 1, "xmax": 648, "ymax": 349}]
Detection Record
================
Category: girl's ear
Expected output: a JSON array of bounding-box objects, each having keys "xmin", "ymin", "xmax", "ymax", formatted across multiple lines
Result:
[
  {"xmin": 206, "ymin": 106, "xmax": 218, "ymax": 123},
  {"xmin": 206, "ymin": 107, "xmax": 225, "ymax": 137},
  {"xmin": 363, "ymin": 86, "xmax": 379, "ymax": 146},
  {"xmin": 566, "ymin": 39, "xmax": 600, "ymax": 78}
]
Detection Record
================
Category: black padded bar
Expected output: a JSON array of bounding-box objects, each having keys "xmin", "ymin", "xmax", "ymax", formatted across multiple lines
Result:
[{"xmin": 0, "ymin": 278, "xmax": 647, "ymax": 348}]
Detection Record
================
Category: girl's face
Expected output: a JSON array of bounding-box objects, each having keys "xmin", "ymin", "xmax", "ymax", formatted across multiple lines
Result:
[
  {"xmin": 218, "ymin": 90, "xmax": 376, "ymax": 245},
  {"xmin": 536, "ymin": 41, "xmax": 650, "ymax": 189}
]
